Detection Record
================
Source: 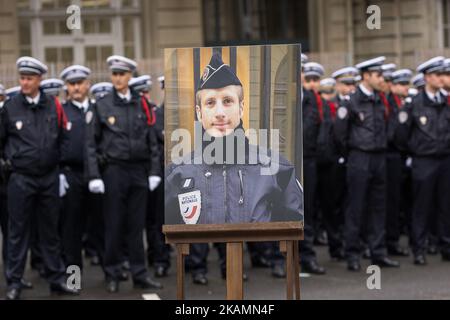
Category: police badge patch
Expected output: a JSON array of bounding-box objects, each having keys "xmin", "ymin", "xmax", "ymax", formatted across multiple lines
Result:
[
  {"xmin": 202, "ymin": 67, "xmax": 210, "ymax": 82},
  {"xmin": 108, "ymin": 116, "xmax": 116, "ymax": 125},
  {"xmin": 178, "ymin": 190, "xmax": 201, "ymax": 224},
  {"xmin": 420, "ymin": 116, "xmax": 427, "ymax": 126},
  {"xmin": 85, "ymin": 111, "xmax": 93, "ymax": 124},
  {"xmin": 337, "ymin": 107, "xmax": 348, "ymax": 119},
  {"xmin": 359, "ymin": 112, "xmax": 365, "ymax": 122},
  {"xmin": 15, "ymin": 121, "xmax": 23, "ymax": 130}
]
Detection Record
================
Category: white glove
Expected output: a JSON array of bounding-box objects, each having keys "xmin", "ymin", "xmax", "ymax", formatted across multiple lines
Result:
[
  {"xmin": 148, "ymin": 176, "xmax": 161, "ymax": 192},
  {"xmin": 59, "ymin": 174, "xmax": 69, "ymax": 197},
  {"xmin": 89, "ymin": 179, "xmax": 105, "ymax": 194}
]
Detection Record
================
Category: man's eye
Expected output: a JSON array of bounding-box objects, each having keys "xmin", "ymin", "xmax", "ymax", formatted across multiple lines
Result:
[
  {"xmin": 206, "ymin": 100, "xmax": 215, "ymax": 106},
  {"xmin": 223, "ymin": 98, "xmax": 232, "ymax": 104}
]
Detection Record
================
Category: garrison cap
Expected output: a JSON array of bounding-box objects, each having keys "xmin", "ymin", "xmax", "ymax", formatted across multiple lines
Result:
[{"xmin": 197, "ymin": 53, "xmax": 242, "ymax": 91}]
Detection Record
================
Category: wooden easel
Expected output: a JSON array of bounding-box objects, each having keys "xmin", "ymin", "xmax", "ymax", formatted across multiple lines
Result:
[{"xmin": 163, "ymin": 221, "xmax": 303, "ymax": 300}]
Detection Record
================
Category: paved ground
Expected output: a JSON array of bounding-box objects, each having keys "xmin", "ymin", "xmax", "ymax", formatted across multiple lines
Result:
[{"xmin": 1, "ymin": 237, "xmax": 449, "ymax": 300}]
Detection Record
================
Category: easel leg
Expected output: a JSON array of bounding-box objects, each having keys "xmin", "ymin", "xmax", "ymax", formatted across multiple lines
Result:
[
  {"xmin": 280, "ymin": 240, "xmax": 294, "ymax": 300},
  {"xmin": 293, "ymin": 240, "xmax": 300, "ymax": 300},
  {"xmin": 226, "ymin": 242, "xmax": 243, "ymax": 300},
  {"xmin": 176, "ymin": 244, "xmax": 190, "ymax": 300}
]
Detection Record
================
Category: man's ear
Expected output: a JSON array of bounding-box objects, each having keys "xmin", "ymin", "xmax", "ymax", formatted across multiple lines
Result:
[
  {"xmin": 195, "ymin": 105, "xmax": 202, "ymax": 121},
  {"xmin": 239, "ymin": 100, "xmax": 244, "ymax": 118}
]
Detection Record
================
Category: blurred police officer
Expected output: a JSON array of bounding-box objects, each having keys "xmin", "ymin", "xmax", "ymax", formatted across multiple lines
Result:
[
  {"xmin": 58, "ymin": 65, "xmax": 97, "ymax": 270},
  {"xmin": 129, "ymin": 75, "xmax": 170, "ymax": 278},
  {"xmin": 385, "ymin": 69, "xmax": 413, "ymax": 257},
  {"xmin": 317, "ymin": 78, "xmax": 345, "ymax": 260},
  {"xmin": 334, "ymin": 56, "xmax": 400, "ymax": 271},
  {"xmin": 85, "ymin": 55, "xmax": 162, "ymax": 293},
  {"xmin": 0, "ymin": 57, "xmax": 79, "ymax": 299},
  {"xmin": 299, "ymin": 56, "xmax": 326, "ymax": 274},
  {"xmin": 396, "ymin": 57, "xmax": 450, "ymax": 264},
  {"xmin": 29, "ymin": 78, "xmax": 65, "ymax": 278}
]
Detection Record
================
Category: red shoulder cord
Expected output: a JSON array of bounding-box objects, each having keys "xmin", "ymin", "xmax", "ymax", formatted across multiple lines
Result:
[
  {"xmin": 328, "ymin": 101, "xmax": 337, "ymax": 120},
  {"xmin": 313, "ymin": 91, "xmax": 324, "ymax": 123},
  {"xmin": 140, "ymin": 96, "xmax": 156, "ymax": 126},
  {"xmin": 53, "ymin": 97, "xmax": 68, "ymax": 129},
  {"xmin": 447, "ymin": 95, "xmax": 450, "ymax": 106},
  {"xmin": 379, "ymin": 92, "xmax": 390, "ymax": 120},
  {"xmin": 393, "ymin": 94, "xmax": 402, "ymax": 109}
]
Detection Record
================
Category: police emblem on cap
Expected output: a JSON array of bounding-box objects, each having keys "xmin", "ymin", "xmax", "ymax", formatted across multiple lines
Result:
[
  {"xmin": 420, "ymin": 116, "xmax": 427, "ymax": 126},
  {"xmin": 66, "ymin": 121, "xmax": 72, "ymax": 131},
  {"xmin": 178, "ymin": 190, "xmax": 201, "ymax": 224},
  {"xmin": 85, "ymin": 111, "xmax": 93, "ymax": 124},
  {"xmin": 108, "ymin": 116, "xmax": 116, "ymax": 125},
  {"xmin": 202, "ymin": 67, "xmax": 210, "ymax": 82},
  {"xmin": 16, "ymin": 121, "xmax": 23, "ymax": 130}
]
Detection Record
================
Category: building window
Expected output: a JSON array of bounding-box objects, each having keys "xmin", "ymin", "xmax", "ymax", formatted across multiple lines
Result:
[
  {"xmin": 45, "ymin": 47, "xmax": 74, "ymax": 63},
  {"xmin": 19, "ymin": 20, "xmax": 32, "ymax": 57},
  {"xmin": 41, "ymin": 0, "xmax": 72, "ymax": 10},
  {"xmin": 43, "ymin": 19, "xmax": 72, "ymax": 35},
  {"xmin": 81, "ymin": 0, "xmax": 111, "ymax": 9},
  {"xmin": 123, "ymin": 17, "xmax": 136, "ymax": 59},
  {"xmin": 83, "ymin": 18, "xmax": 112, "ymax": 34},
  {"xmin": 85, "ymin": 46, "xmax": 113, "ymax": 62},
  {"xmin": 444, "ymin": 0, "xmax": 450, "ymax": 47}
]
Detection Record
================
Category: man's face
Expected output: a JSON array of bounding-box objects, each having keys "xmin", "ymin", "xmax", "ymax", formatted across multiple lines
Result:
[
  {"xmin": 111, "ymin": 71, "xmax": 132, "ymax": 92},
  {"xmin": 365, "ymin": 71, "xmax": 384, "ymax": 91},
  {"xmin": 66, "ymin": 79, "xmax": 90, "ymax": 102},
  {"xmin": 391, "ymin": 83, "xmax": 409, "ymax": 97},
  {"xmin": 0, "ymin": 95, "xmax": 5, "ymax": 102},
  {"xmin": 425, "ymin": 73, "xmax": 443, "ymax": 90},
  {"xmin": 19, "ymin": 74, "xmax": 41, "ymax": 96},
  {"xmin": 304, "ymin": 76, "xmax": 320, "ymax": 91},
  {"xmin": 336, "ymin": 81, "xmax": 354, "ymax": 96},
  {"xmin": 440, "ymin": 73, "xmax": 450, "ymax": 90},
  {"xmin": 321, "ymin": 92, "xmax": 336, "ymax": 101},
  {"xmin": 196, "ymin": 85, "xmax": 243, "ymax": 138}
]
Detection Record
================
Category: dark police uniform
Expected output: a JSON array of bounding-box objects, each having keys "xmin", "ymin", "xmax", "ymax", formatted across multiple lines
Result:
[
  {"xmin": 85, "ymin": 56, "xmax": 161, "ymax": 290},
  {"xmin": 0, "ymin": 89, "xmax": 67, "ymax": 290},
  {"xmin": 300, "ymin": 60, "xmax": 326, "ymax": 274},
  {"xmin": 383, "ymin": 69, "xmax": 413, "ymax": 257},
  {"xmin": 316, "ymin": 79, "xmax": 345, "ymax": 260},
  {"xmin": 334, "ymin": 57, "xmax": 399, "ymax": 270},
  {"xmin": 395, "ymin": 57, "xmax": 450, "ymax": 263}
]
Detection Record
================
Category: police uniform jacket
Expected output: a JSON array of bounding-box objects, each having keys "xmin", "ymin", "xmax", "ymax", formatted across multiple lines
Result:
[
  {"xmin": 165, "ymin": 141, "xmax": 304, "ymax": 225},
  {"xmin": 334, "ymin": 86, "xmax": 387, "ymax": 152},
  {"xmin": 0, "ymin": 90, "xmax": 64, "ymax": 176},
  {"xmin": 85, "ymin": 88, "xmax": 160, "ymax": 180},
  {"xmin": 395, "ymin": 90, "xmax": 450, "ymax": 157}
]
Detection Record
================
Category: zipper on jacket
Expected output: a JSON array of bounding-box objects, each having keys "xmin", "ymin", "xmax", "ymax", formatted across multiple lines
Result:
[
  {"xmin": 223, "ymin": 165, "xmax": 228, "ymax": 221},
  {"xmin": 238, "ymin": 169, "xmax": 244, "ymax": 205}
]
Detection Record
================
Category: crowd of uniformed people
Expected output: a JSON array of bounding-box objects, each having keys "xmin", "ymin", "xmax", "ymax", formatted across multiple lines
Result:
[{"xmin": 0, "ymin": 52, "xmax": 449, "ymax": 299}]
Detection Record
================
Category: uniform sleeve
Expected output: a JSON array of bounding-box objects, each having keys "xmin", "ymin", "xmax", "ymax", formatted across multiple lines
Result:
[
  {"xmin": 164, "ymin": 164, "xmax": 183, "ymax": 224},
  {"xmin": 273, "ymin": 163, "xmax": 304, "ymax": 222},
  {"xmin": 302, "ymin": 91, "xmax": 320, "ymax": 152},
  {"xmin": 333, "ymin": 99, "xmax": 352, "ymax": 151},
  {"xmin": 0, "ymin": 105, "xmax": 8, "ymax": 160},
  {"xmin": 147, "ymin": 125, "xmax": 162, "ymax": 177},
  {"xmin": 84, "ymin": 105, "xmax": 102, "ymax": 180}
]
